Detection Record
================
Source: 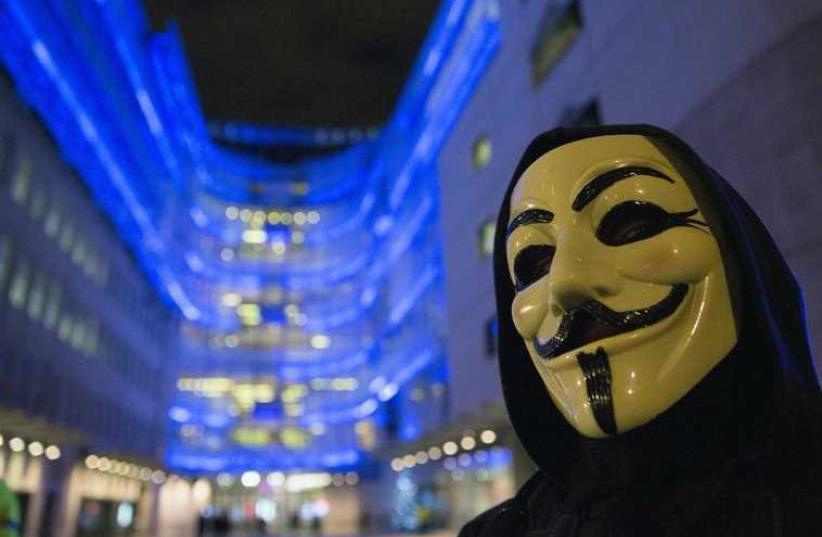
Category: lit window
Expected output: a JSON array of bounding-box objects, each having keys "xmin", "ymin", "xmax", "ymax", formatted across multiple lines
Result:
[
  {"xmin": 59, "ymin": 221, "xmax": 75, "ymax": 252},
  {"xmin": 27, "ymin": 271, "xmax": 47, "ymax": 321},
  {"xmin": 8, "ymin": 259, "xmax": 30, "ymax": 309},
  {"xmin": 71, "ymin": 318, "xmax": 86, "ymax": 351},
  {"xmin": 10, "ymin": 153, "xmax": 32, "ymax": 204},
  {"xmin": 44, "ymin": 202, "xmax": 62, "ymax": 238},
  {"xmin": 531, "ymin": 0, "xmax": 582, "ymax": 85},
  {"xmin": 290, "ymin": 181, "xmax": 309, "ymax": 196},
  {"xmin": 58, "ymin": 312, "xmax": 73, "ymax": 342},
  {"xmin": 72, "ymin": 238, "xmax": 87, "ymax": 266},
  {"xmin": 43, "ymin": 281, "xmax": 63, "ymax": 330},
  {"xmin": 472, "ymin": 135, "xmax": 493, "ymax": 170},
  {"xmin": 477, "ymin": 218, "xmax": 496, "ymax": 257}
]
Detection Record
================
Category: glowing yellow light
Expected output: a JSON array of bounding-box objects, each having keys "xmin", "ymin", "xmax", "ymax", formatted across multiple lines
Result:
[
  {"xmin": 225, "ymin": 206, "xmax": 239, "ymax": 220},
  {"xmin": 428, "ymin": 446, "xmax": 442, "ymax": 460},
  {"xmin": 272, "ymin": 242, "xmax": 286, "ymax": 255},
  {"xmin": 280, "ymin": 427, "xmax": 310, "ymax": 448},
  {"xmin": 291, "ymin": 230, "xmax": 305, "ymax": 244},
  {"xmin": 242, "ymin": 229, "xmax": 267, "ymax": 244},
  {"xmin": 391, "ymin": 458, "xmax": 404, "ymax": 472},
  {"xmin": 415, "ymin": 451, "xmax": 428, "ymax": 464},
  {"xmin": 345, "ymin": 472, "xmax": 359, "ymax": 485},
  {"xmin": 402, "ymin": 454, "xmax": 416, "ymax": 468},
  {"xmin": 221, "ymin": 293, "xmax": 242, "ymax": 307},
  {"xmin": 267, "ymin": 211, "xmax": 281, "ymax": 225},
  {"xmin": 285, "ymin": 472, "xmax": 330, "ymax": 492},
  {"xmin": 284, "ymin": 404, "xmax": 304, "ymax": 417},
  {"xmin": 280, "ymin": 212, "xmax": 294, "ymax": 225},
  {"xmin": 461, "ymin": 436, "xmax": 476, "ymax": 450},
  {"xmin": 85, "ymin": 454, "xmax": 99, "ymax": 469},
  {"xmin": 151, "ymin": 470, "xmax": 166, "ymax": 484},
  {"xmin": 309, "ymin": 334, "xmax": 331, "ymax": 349},
  {"xmin": 480, "ymin": 429, "xmax": 497, "ymax": 444},
  {"xmin": 293, "ymin": 211, "xmax": 307, "ymax": 226},
  {"xmin": 280, "ymin": 384, "xmax": 308, "ymax": 403},
  {"xmin": 443, "ymin": 441, "xmax": 458, "ymax": 456},
  {"xmin": 9, "ymin": 437, "xmax": 25, "ymax": 452},
  {"xmin": 224, "ymin": 334, "xmax": 239, "ymax": 348},
  {"xmin": 27, "ymin": 441, "xmax": 44, "ymax": 457},
  {"xmin": 239, "ymin": 208, "xmax": 253, "ymax": 222},
  {"xmin": 252, "ymin": 210, "xmax": 266, "ymax": 225},
  {"xmin": 236, "ymin": 303, "xmax": 261, "ymax": 317},
  {"xmin": 290, "ymin": 182, "xmax": 309, "ymax": 196}
]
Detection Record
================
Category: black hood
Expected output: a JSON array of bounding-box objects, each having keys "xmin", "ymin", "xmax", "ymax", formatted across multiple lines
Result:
[{"xmin": 493, "ymin": 125, "xmax": 821, "ymax": 488}]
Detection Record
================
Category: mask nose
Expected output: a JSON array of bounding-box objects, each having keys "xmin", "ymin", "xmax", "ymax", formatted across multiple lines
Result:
[{"xmin": 548, "ymin": 235, "xmax": 622, "ymax": 315}]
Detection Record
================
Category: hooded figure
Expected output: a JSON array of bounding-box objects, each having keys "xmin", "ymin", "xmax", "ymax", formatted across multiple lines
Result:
[{"xmin": 460, "ymin": 125, "xmax": 821, "ymax": 537}]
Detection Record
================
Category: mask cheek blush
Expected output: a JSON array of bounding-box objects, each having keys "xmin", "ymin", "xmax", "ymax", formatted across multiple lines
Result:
[{"xmin": 614, "ymin": 228, "xmax": 721, "ymax": 284}]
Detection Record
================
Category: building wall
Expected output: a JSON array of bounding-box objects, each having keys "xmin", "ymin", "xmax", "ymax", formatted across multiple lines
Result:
[
  {"xmin": 438, "ymin": 0, "xmax": 822, "ymax": 420},
  {"xmin": 0, "ymin": 71, "xmax": 179, "ymax": 535}
]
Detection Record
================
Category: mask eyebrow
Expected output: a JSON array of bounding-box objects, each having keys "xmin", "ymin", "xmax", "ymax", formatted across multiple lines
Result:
[
  {"xmin": 507, "ymin": 208, "xmax": 554, "ymax": 238},
  {"xmin": 572, "ymin": 166, "xmax": 674, "ymax": 212}
]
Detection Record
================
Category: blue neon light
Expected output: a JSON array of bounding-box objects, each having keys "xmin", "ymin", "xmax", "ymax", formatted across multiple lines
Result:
[{"xmin": 0, "ymin": 0, "xmax": 501, "ymax": 472}]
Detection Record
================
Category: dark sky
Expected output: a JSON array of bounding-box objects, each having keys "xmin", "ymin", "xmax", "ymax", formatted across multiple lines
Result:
[{"xmin": 144, "ymin": 0, "xmax": 441, "ymax": 127}]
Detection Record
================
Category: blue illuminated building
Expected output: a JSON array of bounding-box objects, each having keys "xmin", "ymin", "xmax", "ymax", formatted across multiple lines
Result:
[{"xmin": 0, "ymin": 0, "xmax": 500, "ymax": 474}]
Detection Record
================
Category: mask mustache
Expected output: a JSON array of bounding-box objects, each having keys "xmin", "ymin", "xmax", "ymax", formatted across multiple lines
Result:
[{"xmin": 533, "ymin": 283, "xmax": 689, "ymax": 360}]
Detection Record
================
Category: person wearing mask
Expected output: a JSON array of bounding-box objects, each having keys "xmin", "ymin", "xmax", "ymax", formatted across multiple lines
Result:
[{"xmin": 461, "ymin": 125, "xmax": 821, "ymax": 536}]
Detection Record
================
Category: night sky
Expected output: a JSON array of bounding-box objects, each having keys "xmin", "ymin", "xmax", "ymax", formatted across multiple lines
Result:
[{"xmin": 144, "ymin": 0, "xmax": 441, "ymax": 127}]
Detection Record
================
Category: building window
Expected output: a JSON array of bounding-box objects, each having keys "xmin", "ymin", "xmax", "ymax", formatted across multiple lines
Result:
[
  {"xmin": 477, "ymin": 218, "xmax": 496, "ymax": 257},
  {"xmin": 8, "ymin": 259, "xmax": 30, "ymax": 309},
  {"xmin": 43, "ymin": 281, "xmax": 62, "ymax": 330},
  {"xmin": 530, "ymin": 0, "xmax": 582, "ymax": 86},
  {"xmin": 27, "ymin": 270, "xmax": 47, "ymax": 321},
  {"xmin": 44, "ymin": 202, "xmax": 62, "ymax": 238},
  {"xmin": 59, "ymin": 220, "xmax": 75, "ymax": 253},
  {"xmin": 10, "ymin": 152, "xmax": 32, "ymax": 204},
  {"xmin": 472, "ymin": 135, "xmax": 493, "ymax": 170}
]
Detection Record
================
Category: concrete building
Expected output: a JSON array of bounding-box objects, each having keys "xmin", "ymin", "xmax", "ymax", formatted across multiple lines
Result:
[
  {"xmin": 0, "ymin": 72, "xmax": 190, "ymax": 537},
  {"xmin": 440, "ymin": 0, "xmax": 822, "ymax": 425}
]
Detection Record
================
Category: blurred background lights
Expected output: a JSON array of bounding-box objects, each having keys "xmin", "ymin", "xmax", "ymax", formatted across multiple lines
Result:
[
  {"xmin": 27, "ymin": 441, "xmax": 44, "ymax": 457},
  {"xmin": 266, "ymin": 471, "xmax": 285, "ymax": 487},
  {"xmin": 309, "ymin": 334, "xmax": 331, "ymax": 349},
  {"xmin": 9, "ymin": 437, "xmax": 25, "ymax": 452},
  {"xmin": 481, "ymin": 429, "xmax": 497, "ymax": 444},
  {"xmin": 241, "ymin": 470, "xmax": 261, "ymax": 488},
  {"xmin": 443, "ymin": 441, "xmax": 458, "ymax": 456},
  {"xmin": 460, "ymin": 435, "xmax": 477, "ymax": 450}
]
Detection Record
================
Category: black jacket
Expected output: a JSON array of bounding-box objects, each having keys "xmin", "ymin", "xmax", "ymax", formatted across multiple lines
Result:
[{"xmin": 461, "ymin": 125, "xmax": 822, "ymax": 537}]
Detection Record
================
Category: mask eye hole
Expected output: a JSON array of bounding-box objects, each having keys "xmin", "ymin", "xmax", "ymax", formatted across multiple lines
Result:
[
  {"xmin": 596, "ymin": 201, "xmax": 673, "ymax": 246},
  {"xmin": 513, "ymin": 244, "xmax": 556, "ymax": 290}
]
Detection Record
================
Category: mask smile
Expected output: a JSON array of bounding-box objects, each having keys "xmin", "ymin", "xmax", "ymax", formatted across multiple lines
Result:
[{"xmin": 533, "ymin": 283, "xmax": 690, "ymax": 360}]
